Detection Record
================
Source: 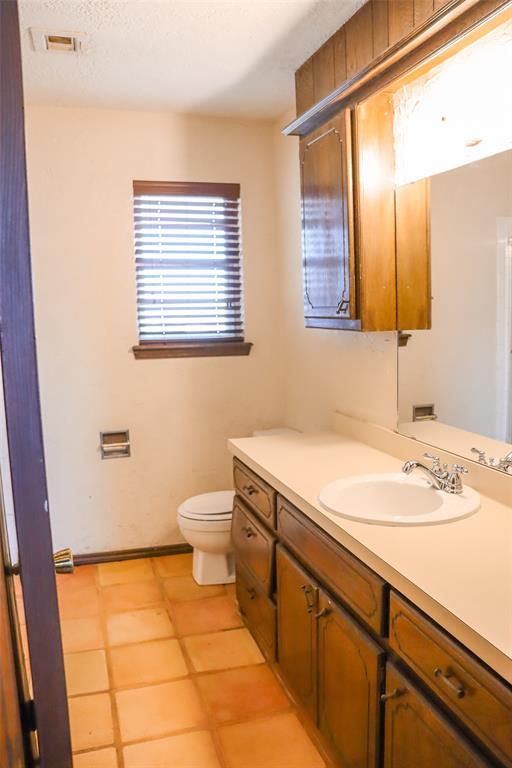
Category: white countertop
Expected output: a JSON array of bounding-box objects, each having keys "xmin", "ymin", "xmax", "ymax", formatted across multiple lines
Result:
[{"xmin": 228, "ymin": 430, "xmax": 512, "ymax": 684}]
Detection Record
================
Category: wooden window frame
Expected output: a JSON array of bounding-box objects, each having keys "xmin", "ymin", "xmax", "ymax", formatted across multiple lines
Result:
[
  {"xmin": 132, "ymin": 340, "xmax": 252, "ymax": 359},
  {"xmin": 131, "ymin": 179, "xmax": 252, "ymax": 359}
]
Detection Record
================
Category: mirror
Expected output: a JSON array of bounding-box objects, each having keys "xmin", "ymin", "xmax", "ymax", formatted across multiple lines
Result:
[
  {"xmin": 395, "ymin": 14, "xmax": 512, "ymax": 475},
  {"xmin": 397, "ymin": 148, "xmax": 512, "ymax": 473}
]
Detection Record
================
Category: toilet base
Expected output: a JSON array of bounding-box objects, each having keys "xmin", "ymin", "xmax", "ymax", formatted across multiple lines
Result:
[{"xmin": 192, "ymin": 549, "xmax": 235, "ymax": 585}]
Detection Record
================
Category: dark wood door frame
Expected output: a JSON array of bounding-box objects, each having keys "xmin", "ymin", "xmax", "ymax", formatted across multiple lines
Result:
[{"xmin": 0, "ymin": 2, "xmax": 72, "ymax": 766}]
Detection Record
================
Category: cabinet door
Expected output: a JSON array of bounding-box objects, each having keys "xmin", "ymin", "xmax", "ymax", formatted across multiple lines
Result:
[
  {"xmin": 236, "ymin": 563, "xmax": 276, "ymax": 662},
  {"xmin": 317, "ymin": 592, "xmax": 384, "ymax": 767},
  {"xmin": 300, "ymin": 110, "xmax": 357, "ymax": 329},
  {"xmin": 276, "ymin": 545, "xmax": 318, "ymax": 719},
  {"xmin": 384, "ymin": 664, "xmax": 489, "ymax": 768}
]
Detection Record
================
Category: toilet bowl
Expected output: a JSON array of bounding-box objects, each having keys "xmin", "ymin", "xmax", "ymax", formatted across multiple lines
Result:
[{"xmin": 177, "ymin": 490, "xmax": 235, "ymax": 585}]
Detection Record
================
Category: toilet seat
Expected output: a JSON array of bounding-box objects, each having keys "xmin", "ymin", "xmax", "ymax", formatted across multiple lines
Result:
[
  {"xmin": 177, "ymin": 490, "xmax": 235, "ymax": 522},
  {"xmin": 178, "ymin": 516, "xmax": 232, "ymax": 533}
]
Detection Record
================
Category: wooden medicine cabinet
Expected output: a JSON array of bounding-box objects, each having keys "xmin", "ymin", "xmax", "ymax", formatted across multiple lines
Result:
[{"xmin": 287, "ymin": 0, "xmax": 511, "ymax": 332}]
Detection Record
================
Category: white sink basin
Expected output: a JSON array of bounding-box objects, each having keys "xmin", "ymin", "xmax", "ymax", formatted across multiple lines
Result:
[{"xmin": 318, "ymin": 473, "xmax": 480, "ymax": 526}]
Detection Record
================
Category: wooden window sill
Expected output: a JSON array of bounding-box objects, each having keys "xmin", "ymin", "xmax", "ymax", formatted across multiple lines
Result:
[{"xmin": 132, "ymin": 341, "xmax": 253, "ymax": 359}]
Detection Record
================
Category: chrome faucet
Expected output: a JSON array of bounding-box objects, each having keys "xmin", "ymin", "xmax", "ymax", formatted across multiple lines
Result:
[
  {"xmin": 402, "ymin": 453, "xmax": 468, "ymax": 494},
  {"xmin": 501, "ymin": 452, "xmax": 512, "ymax": 472},
  {"xmin": 471, "ymin": 447, "xmax": 512, "ymax": 474}
]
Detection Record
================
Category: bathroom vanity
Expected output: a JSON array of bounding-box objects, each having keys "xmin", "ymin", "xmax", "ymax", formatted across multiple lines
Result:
[
  {"xmin": 230, "ymin": 2, "xmax": 512, "ymax": 763},
  {"xmin": 229, "ymin": 434, "xmax": 512, "ymax": 768}
]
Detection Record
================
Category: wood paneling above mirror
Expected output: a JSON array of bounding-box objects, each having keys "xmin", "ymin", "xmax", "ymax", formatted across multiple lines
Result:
[{"xmin": 295, "ymin": 0, "xmax": 452, "ymax": 119}]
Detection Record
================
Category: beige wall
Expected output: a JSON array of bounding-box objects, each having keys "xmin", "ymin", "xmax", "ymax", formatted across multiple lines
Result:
[
  {"xmin": 272, "ymin": 113, "xmax": 398, "ymax": 434},
  {"xmin": 25, "ymin": 103, "xmax": 398, "ymax": 555},
  {"xmin": 25, "ymin": 105, "xmax": 284, "ymax": 554}
]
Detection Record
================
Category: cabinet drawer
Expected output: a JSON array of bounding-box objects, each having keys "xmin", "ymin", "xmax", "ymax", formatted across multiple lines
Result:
[
  {"xmin": 233, "ymin": 459, "xmax": 277, "ymax": 528},
  {"xmin": 389, "ymin": 592, "xmax": 512, "ymax": 767},
  {"xmin": 232, "ymin": 499, "xmax": 275, "ymax": 596},
  {"xmin": 236, "ymin": 563, "xmax": 276, "ymax": 662},
  {"xmin": 383, "ymin": 663, "xmax": 489, "ymax": 768},
  {"xmin": 277, "ymin": 496, "xmax": 386, "ymax": 635}
]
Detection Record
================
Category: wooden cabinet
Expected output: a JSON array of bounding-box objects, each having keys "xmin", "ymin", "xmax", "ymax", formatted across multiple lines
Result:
[
  {"xmin": 233, "ymin": 458, "xmax": 276, "ymax": 528},
  {"xmin": 383, "ymin": 664, "xmax": 489, "ymax": 768},
  {"xmin": 276, "ymin": 545, "xmax": 385, "ymax": 766},
  {"xmin": 276, "ymin": 545, "xmax": 318, "ymax": 718},
  {"xmin": 301, "ymin": 111, "xmax": 357, "ymax": 329},
  {"xmin": 232, "ymin": 499, "xmax": 275, "ymax": 596},
  {"xmin": 292, "ymin": 0, "xmax": 491, "ymax": 334},
  {"xmin": 299, "ymin": 92, "xmax": 429, "ymax": 333},
  {"xmin": 277, "ymin": 495, "xmax": 387, "ymax": 634},
  {"xmin": 233, "ymin": 461, "xmax": 512, "ymax": 768},
  {"xmin": 317, "ymin": 592, "xmax": 384, "ymax": 767},
  {"xmin": 236, "ymin": 562, "xmax": 276, "ymax": 662},
  {"xmin": 389, "ymin": 592, "xmax": 512, "ymax": 767}
]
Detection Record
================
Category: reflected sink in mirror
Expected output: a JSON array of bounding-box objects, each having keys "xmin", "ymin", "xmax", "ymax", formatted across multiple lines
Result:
[{"xmin": 318, "ymin": 473, "xmax": 481, "ymax": 526}]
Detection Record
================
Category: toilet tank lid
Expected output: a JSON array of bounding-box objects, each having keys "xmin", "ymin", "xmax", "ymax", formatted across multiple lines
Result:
[{"xmin": 179, "ymin": 490, "xmax": 235, "ymax": 517}]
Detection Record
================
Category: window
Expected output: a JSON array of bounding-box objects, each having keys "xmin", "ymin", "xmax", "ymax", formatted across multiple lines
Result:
[{"xmin": 131, "ymin": 180, "xmax": 251, "ymax": 358}]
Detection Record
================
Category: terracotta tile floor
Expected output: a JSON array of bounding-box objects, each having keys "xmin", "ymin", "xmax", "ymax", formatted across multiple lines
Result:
[{"xmin": 54, "ymin": 554, "xmax": 328, "ymax": 768}]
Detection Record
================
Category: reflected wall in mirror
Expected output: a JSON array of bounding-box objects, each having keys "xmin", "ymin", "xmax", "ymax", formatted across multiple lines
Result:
[{"xmin": 395, "ymin": 12, "xmax": 512, "ymax": 475}]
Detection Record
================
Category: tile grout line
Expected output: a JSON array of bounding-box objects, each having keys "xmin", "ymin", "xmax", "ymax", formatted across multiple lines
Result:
[
  {"xmin": 152, "ymin": 558, "xmax": 230, "ymax": 768},
  {"xmin": 61, "ymin": 563, "xmax": 121, "ymax": 765},
  {"xmin": 95, "ymin": 562, "xmax": 125, "ymax": 768},
  {"xmin": 65, "ymin": 559, "xmax": 276, "ymax": 765},
  {"xmin": 62, "ymin": 557, "xmax": 330, "ymax": 767}
]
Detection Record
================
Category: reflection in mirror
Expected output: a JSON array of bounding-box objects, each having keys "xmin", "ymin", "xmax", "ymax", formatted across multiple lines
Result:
[
  {"xmin": 395, "ymin": 15, "xmax": 512, "ymax": 474},
  {"xmin": 398, "ymin": 151, "xmax": 512, "ymax": 472}
]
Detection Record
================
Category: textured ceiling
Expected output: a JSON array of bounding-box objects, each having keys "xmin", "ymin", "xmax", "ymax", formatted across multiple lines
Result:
[{"xmin": 19, "ymin": 0, "xmax": 365, "ymax": 118}]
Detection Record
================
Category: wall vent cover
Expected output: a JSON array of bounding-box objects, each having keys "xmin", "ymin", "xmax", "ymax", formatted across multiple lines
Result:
[{"xmin": 29, "ymin": 28, "xmax": 88, "ymax": 53}]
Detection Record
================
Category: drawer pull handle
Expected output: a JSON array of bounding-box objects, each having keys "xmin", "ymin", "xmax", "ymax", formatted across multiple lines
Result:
[
  {"xmin": 246, "ymin": 587, "xmax": 256, "ymax": 600},
  {"xmin": 314, "ymin": 607, "xmax": 331, "ymax": 620},
  {"xmin": 300, "ymin": 584, "xmax": 316, "ymax": 613},
  {"xmin": 242, "ymin": 484, "xmax": 258, "ymax": 496},
  {"xmin": 434, "ymin": 668, "xmax": 466, "ymax": 699},
  {"xmin": 381, "ymin": 687, "xmax": 405, "ymax": 702},
  {"xmin": 241, "ymin": 526, "xmax": 255, "ymax": 539}
]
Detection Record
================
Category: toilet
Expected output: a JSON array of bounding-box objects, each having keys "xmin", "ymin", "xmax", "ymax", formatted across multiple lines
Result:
[
  {"xmin": 177, "ymin": 490, "xmax": 235, "ymax": 585},
  {"xmin": 178, "ymin": 430, "xmax": 297, "ymax": 586}
]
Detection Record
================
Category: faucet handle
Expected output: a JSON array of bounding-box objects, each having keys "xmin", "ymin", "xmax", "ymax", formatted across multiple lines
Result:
[
  {"xmin": 444, "ymin": 464, "xmax": 468, "ymax": 494},
  {"xmin": 423, "ymin": 452, "xmax": 446, "ymax": 474},
  {"xmin": 470, "ymin": 447, "xmax": 486, "ymax": 463}
]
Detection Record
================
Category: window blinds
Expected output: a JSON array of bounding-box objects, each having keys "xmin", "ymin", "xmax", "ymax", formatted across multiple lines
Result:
[{"xmin": 133, "ymin": 180, "xmax": 244, "ymax": 344}]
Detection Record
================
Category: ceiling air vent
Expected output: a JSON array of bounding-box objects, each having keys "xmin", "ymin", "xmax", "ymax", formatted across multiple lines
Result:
[{"xmin": 29, "ymin": 28, "xmax": 88, "ymax": 53}]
